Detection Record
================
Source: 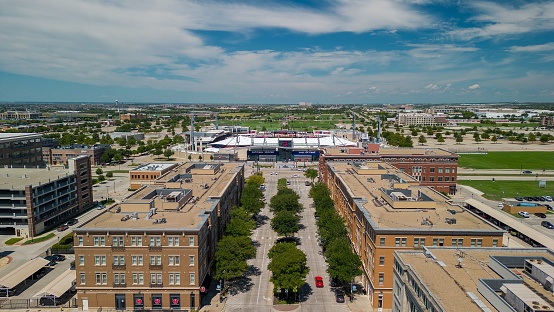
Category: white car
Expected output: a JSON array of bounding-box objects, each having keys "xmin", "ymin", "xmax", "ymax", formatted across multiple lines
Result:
[
  {"xmin": 518, "ymin": 211, "xmax": 530, "ymax": 218},
  {"xmin": 293, "ymin": 174, "xmax": 299, "ymax": 178},
  {"xmin": 545, "ymin": 196, "xmax": 553, "ymax": 202}
]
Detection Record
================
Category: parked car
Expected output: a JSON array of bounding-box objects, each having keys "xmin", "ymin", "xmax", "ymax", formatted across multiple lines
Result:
[
  {"xmin": 546, "ymin": 204, "xmax": 553, "ymax": 210},
  {"xmin": 56, "ymin": 224, "xmax": 68, "ymax": 232},
  {"xmin": 286, "ymin": 180, "xmax": 291, "ymax": 185},
  {"xmin": 515, "ymin": 196, "xmax": 524, "ymax": 201},
  {"xmin": 40, "ymin": 296, "xmax": 60, "ymax": 306},
  {"xmin": 53, "ymin": 254, "xmax": 66, "ymax": 261},
  {"xmin": 525, "ymin": 197, "xmax": 534, "ymax": 201},
  {"xmin": 541, "ymin": 221, "xmax": 554, "ymax": 229},
  {"xmin": 330, "ymin": 278, "xmax": 340, "ymax": 287},
  {"xmin": 292, "ymin": 174, "xmax": 299, "ymax": 178},
  {"xmin": 44, "ymin": 256, "xmax": 57, "ymax": 266},
  {"xmin": 533, "ymin": 196, "xmax": 541, "ymax": 201},
  {"xmin": 545, "ymin": 196, "xmax": 553, "ymax": 202},
  {"xmin": 497, "ymin": 202, "xmax": 503, "ymax": 208},
  {"xmin": 305, "ymin": 181, "xmax": 311, "ymax": 186},
  {"xmin": 96, "ymin": 203, "xmax": 105, "ymax": 210},
  {"xmin": 65, "ymin": 218, "xmax": 78, "ymax": 226},
  {"xmin": 518, "ymin": 211, "xmax": 530, "ymax": 218},
  {"xmin": 315, "ymin": 276, "xmax": 324, "ymax": 288},
  {"xmin": 535, "ymin": 213, "xmax": 547, "ymax": 218},
  {"xmin": 539, "ymin": 196, "xmax": 546, "ymax": 202},
  {"xmin": 335, "ymin": 290, "xmax": 345, "ymax": 303},
  {"xmin": 523, "ymin": 170, "xmax": 532, "ymax": 174}
]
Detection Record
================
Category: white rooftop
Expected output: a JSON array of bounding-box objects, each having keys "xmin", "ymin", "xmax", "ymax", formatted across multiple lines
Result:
[
  {"xmin": 134, "ymin": 163, "xmax": 176, "ymax": 172},
  {"xmin": 211, "ymin": 135, "xmax": 357, "ymax": 148}
]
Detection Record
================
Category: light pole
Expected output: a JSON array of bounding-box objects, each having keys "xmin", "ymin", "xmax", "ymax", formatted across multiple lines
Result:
[
  {"xmin": 105, "ymin": 186, "xmax": 110, "ymax": 202},
  {"xmin": 350, "ymin": 279, "xmax": 354, "ymax": 302}
]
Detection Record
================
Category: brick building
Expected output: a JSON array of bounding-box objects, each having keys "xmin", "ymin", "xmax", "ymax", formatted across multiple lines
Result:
[
  {"xmin": 48, "ymin": 144, "xmax": 110, "ymax": 166},
  {"xmin": 0, "ymin": 133, "xmax": 43, "ymax": 167},
  {"xmin": 74, "ymin": 162, "xmax": 244, "ymax": 311}
]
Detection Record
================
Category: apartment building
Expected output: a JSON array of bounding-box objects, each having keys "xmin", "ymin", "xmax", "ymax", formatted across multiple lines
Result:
[
  {"xmin": 394, "ymin": 247, "xmax": 554, "ymax": 312},
  {"xmin": 319, "ymin": 146, "xmax": 459, "ymax": 195},
  {"xmin": 0, "ymin": 133, "xmax": 43, "ymax": 167},
  {"xmin": 129, "ymin": 163, "xmax": 180, "ymax": 189},
  {"xmin": 540, "ymin": 115, "xmax": 554, "ymax": 129},
  {"xmin": 397, "ymin": 113, "xmax": 447, "ymax": 127},
  {"xmin": 120, "ymin": 113, "xmax": 147, "ymax": 122},
  {"xmin": 48, "ymin": 144, "xmax": 110, "ymax": 166},
  {"xmin": 0, "ymin": 155, "xmax": 93, "ymax": 237},
  {"xmin": 74, "ymin": 162, "xmax": 244, "ymax": 311},
  {"xmin": 0, "ymin": 110, "xmax": 41, "ymax": 120},
  {"xmin": 323, "ymin": 161, "xmax": 503, "ymax": 309}
]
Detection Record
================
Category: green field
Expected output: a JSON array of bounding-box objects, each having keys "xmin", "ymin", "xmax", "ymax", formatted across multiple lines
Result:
[
  {"xmin": 457, "ymin": 180, "xmax": 554, "ymax": 201},
  {"xmin": 458, "ymin": 152, "xmax": 554, "ymax": 170},
  {"xmin": 457, "ymin": 122, "xmax": 540, "ymax": 128}
]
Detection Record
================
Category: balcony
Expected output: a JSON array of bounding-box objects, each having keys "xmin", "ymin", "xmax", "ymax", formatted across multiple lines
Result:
[
  {"xmin": 113, "ymin": 283, "xmax": 127, "ymax": 288},
  {"xmin": 111, "ymin": 246, "xmax": 126, "ymax": 252},
  {"xmin": 150, "ymin": 283, "xmax": 163, "ymax": 288},
  {"xmin": 148, "ymin": 245, "xmax": 162, "ymax": 252},
  {"xmin": 149, "ymin": 264, "xmax": 163, "ymax": 270},
  {"xmin": 112, "ymin": 264, "xmax": 126, "ymax": 270}
]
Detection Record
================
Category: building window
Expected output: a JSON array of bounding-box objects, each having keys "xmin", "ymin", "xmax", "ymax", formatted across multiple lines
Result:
[
  {"xmin": 190, "ymin": 273, "xmax": 195, "ymax": 285},
  {"xmin": 401, "ymin": 238, "xmax": 407, "ymax": 247},
  {"xmin": 395, "ymin": 238, "xmax": 400, "ymax": 247},
  {"xmin": 378, "ymin": 273, "xmax": 384, "ymax": 285},
  {"xmin": 150, "ymin": 236, "xmax": 161, "ymax": 247},
  {"xmin": 414, "ymin": 238, "xmax": 419, "ymax": 247},
  {"xmin": 113, "ymin": 255, "xmax": 125, "ymax": 265},
  {"xmin": 420, "ymin": 238, "xmax": 426, "ymax": 246},
  {"xmin": 429, "ymin": 177, "xmax": 435, "ymax": 182},
  {"xmin": 493, "ymin": 239, "xmax": 498, "ymax": 247},
  {"xmin": 95, "ymin": 273, "xmax": 107, "ymax": 285},
  {"xmin": 433, "ymin": 238, "xmax": 438, "ymax": 246},
  {"xmin": 114, "ymin": 273, "xmax": 126, "ymax": 285},
  {"xmin": 445, "ymin": 168, "xmax": 450, "ymax": 173},
  {"xmin": 168, "ymin": 237, "xmax": 179, "ymax": 246},
  {"xmin": 438, "ymin": 168, "xmax": 443, "ymax": 173},
  {"xmin": 169, "ymin": 273, "xmax": 181, "ymax": 285},
  {"xmin": 131, "ymin": 236, "xmax": 142, "ymax": 246},
  {"xmin": 380, "ymin": 237, "xmax": 386, "ymax": 246},
  {"xmin": 445, "ymin": 176, "xmax": 450, "ymax": 181},
  {"xmin": 430, "ymin": 168, "xmax": 435, "ymax": 173},
  {"xmin": 189, "ymin": 256, "xmax": 195, "ymax": 266},
  {"xmin": 379, "ymin": 256, "xmax": 385, "ymax": 266},
  {"xmin": 471, "ymin": 239, "xmax": 483, "ymax": 247},
  {"xmin": 112, "ymin": 236, "xmax": 124, "ymax": 246},
  {"xmin": 151, "ymin": 273, "xmax": 163, "ymax": 285},
  {"xmin": 79, "ymin": 255, "xmax": 84, "ymax": 266},
  {"xmin": 132, "ymin": 255, "xmax": 143, "ymax": 266},
  {"xmin": 80, "ymin": 273, "xmax": 85, "ymax": 285},
  {"xmin": 189, "ymin": 236, "xmax": 195, "ymax": 246},
  {"xmin": 77, "ymin": 236, "xmax": 83, "ymax": 246},
  {"xmin": 439, "ymin": 238, "xmax": 444, "ymax": 246},
  {"xmin": 132, "ymin": 273, "xmax": 144, "ymax": 285},
  {"xmin": 169, "ymin": 256, "xmax": 180, "ymax": 266},
  {"xmin": 150, "ymin": 255, "xmax": 162, "ymax": 265},
  {"xmin": 95, "ymin": 255, "xmax": 106, "ymax": 266}
]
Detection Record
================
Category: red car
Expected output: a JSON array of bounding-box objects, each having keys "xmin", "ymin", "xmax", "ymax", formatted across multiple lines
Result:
[{"xmin": 315, "ymin": 276, "xmax": 324, "ymax": 288}]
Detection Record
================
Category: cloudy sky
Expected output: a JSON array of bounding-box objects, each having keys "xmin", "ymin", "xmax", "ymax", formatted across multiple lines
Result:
[{"xmin": 1, "ymin": 0, "xmax": 553, "ymax": 104}]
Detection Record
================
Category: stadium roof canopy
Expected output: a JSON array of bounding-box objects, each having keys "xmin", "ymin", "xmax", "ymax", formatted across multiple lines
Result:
[{"xmin": 210, "ymin": 136, "xmax": 357, "ymax": 148}]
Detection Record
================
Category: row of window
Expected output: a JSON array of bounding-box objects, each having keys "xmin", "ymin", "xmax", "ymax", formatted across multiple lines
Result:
[
  {"xmin": 82, "ymin": 272, "xmax": 195, "ymax": 286},
  {"xmin": 130, "ymin": 174, "xmax": 159, "ymax": 180},
  {"xmin": 82, "ymin": 255, "xmax": 195, "ymax": 266},
  {"xmin": 77, "ymin": 235, "xmax": 194, "ymax": 247},
  {"xmin": 379, "ymin": 237, "xmax": 497, "ymax": 247}
]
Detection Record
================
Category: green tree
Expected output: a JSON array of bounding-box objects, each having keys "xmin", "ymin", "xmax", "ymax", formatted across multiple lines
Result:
[
  {"xmin": 95, "ymin": 168, "xmax": 103, "ymax": 175},
  {"xmin": 106, "ymin": 171, "xmax": 113, "ymax": 178},
  {"xmin": 491, "ymin": 135, "xmax": 497, "ymax": 143},
  {"xmin": 418, "ymin": 135, "xmax": 427, "ymax": 145},
  {"xmin": 214, "ymin": 236, "xmax": 256, "ymax": 283},
  {"xmin": 97, "ymin": 174, "xmax": 106, "ymax": 182},
  {"xmin": 226, "ymin": 207, "xmax": 256, "ymax": 237},
  {"xmin": 113, "ymin": 153, "xmax": 123, "ymax": 164},
  {"xmin": 540, "ymin": 134, "xmax": 550, "ymax": 143},
  {"xmin": 304, "ymin": 168, "xmax": 318, "ymax": 182},
  {"xmin": 268, "ymin": 243, "xmax": 309, "ymax": 296},
  {"xmin": 271, "ymin": 210, "xmax": 300, "ymax": 237},
  {"xmin": 153, "ymin": 148, "xmax": 163, "ymax": 158},
  {"xmin": 473, "ymin": 132, "xmax": 481, "ymax": 143},
  {"xmin": 481, "ymin": 132, "xmax": 490, "ymax": 140},
  {"xmin": 528, "ymin": 133, "xmax": 536, "ymax": 142},
  {"xmin": 325, "ymin": 240, "xmax": 362, "ymax": 283},
  {"xmin": 188, "ymin": 154, "xmax": 192, "ymax": 161},
  {"xmin": 164, "ymin": 149, "xmax": 174, "ymax": 160},
  {"xmin": 455, "ymin": 135, "xmax": 463, "ymax": 144}
]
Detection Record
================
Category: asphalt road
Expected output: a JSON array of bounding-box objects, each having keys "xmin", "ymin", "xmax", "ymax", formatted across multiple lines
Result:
[{"xmin": 224, "ymin": 165, "xmax": 349, "ymax": 312}]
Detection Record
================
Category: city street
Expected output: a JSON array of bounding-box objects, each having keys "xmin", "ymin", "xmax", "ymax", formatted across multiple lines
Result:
[{"xmin": 224, "ymin": 165, "xmax": 350, "ymax": 312}]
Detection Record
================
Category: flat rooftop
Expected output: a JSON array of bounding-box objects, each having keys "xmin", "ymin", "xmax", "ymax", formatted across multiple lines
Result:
[
  {"xmin": 82, "ymin": 163, "xmax": 243, "ymax": 230},
  {"xmin": 132, "ymin": 163, "xmax": 177, "ymax": 172},
  {"xmin": 322, "ymin": 146, "xmax": 455, "ymax": 156},
  {"xmin": 0, "ymin": 167, "xmax": 74, "ymax": 190},
  {"xmin": 330, "ymin": 162, "xmax": 495, "ymax": 231},
  {"xmin": 0, "ymin": 132, "xmax": 41, "ymax": 141},
  {"xmin": 397, "ymin": 248, "xmax": 554, "ymax": 312}
]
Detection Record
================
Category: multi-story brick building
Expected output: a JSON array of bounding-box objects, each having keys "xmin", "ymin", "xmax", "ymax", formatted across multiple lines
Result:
[
  {"xmin": 397, "ymin": 113, "xmax": 447, "ymax": 127},
  {"xmin": 0, "ymin": 110, "xmax": 41, "ymax": 120},
  {"xmin": 0, "ymin": 133, "xmax": 43, "ymax": 167},
  {"xmin": 540, "ymin": 115, "xmax": 554, "ymax": 129},
  {"xmin": 48, "ymin": 144, "xmax": 110, "ymax": 166},
  {"xmin": 0, "ymin": 155, "xmax": 93, "ymax": 237},
  {"xmin": 74, "ymin": 162, "xmax": 244, "ymax": 311},
  {"xmin": 322, "ymin": 161, "xmax": 503, "ymax": 310},
  {"xmin": 120, "ymin": 113, "xmax": 147, "ymax": 122},
  {"xmin": 318, "ymin": 145, "xmax": 459, "ymax": 195},
  {"xmin": 394, "ymin": 247, "xmax": 554, "ymax": 312},
  {"xmin": 129, "ymin": 163, "xmax": 180, "ymax": 189}
]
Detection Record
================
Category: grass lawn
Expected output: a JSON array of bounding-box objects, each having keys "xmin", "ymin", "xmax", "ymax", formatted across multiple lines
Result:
[
  {"xmin": 457, "ymin": 180, "xmax": 554, "ymax": 201},
  {"xmin": 457, "ymin": 122, "xmax": 539, "ymax": 128},
  {"xmin": 458, "ymin": 151, "xmax": 554, "ymax": 170},
  {"xmin": 4, "ymin": 237, "xmax": 23, "ymax": 245},
  {"xmin": 23, "ymin": 233, "xmax": 55, "ymax": 245}
]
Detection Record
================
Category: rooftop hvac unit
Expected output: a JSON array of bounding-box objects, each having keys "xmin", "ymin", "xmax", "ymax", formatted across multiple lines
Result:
[{"xmin": 132, "ymin": 212, "xmax": 138, "ymax": 220}]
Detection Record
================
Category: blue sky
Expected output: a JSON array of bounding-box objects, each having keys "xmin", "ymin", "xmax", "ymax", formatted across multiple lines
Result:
[{"xmin": 1, "ymin": 0, "xmax": 553, "ymax": 104}]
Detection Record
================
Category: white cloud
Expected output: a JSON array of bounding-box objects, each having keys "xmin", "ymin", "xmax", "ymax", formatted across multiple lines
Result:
[
  {"xmin": 468, "ymin": 84, "xmax": 480, "ymax": 90},
  {"xmin": 425, "ymin": 83, "xmax": 439, "ymax": 90},
  {"xmin": 448, "ymin": 1, "xmax": 554, "ymax": 40},
  {"xmin": 509, "ymin": 43, "xmax": 554, "ymax": 53}
]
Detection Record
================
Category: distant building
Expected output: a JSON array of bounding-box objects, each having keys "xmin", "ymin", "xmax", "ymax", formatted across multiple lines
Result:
[
  {"xmin": 120, "ymin": 113, "xmax": 147, "ymax": 122},
  {"xmin": 0, "ymin": 133, "xmax": 43, "ymax": 167},
  {"xmin": 318, "ymin": 145, "xmax": 459, "ymax": 195},
  {"xmin": 298, "ymin": 101, "xmax": 312, "ymax": 107},
  {"xmin": 109, "ymin": 132, "xmax": 145, "ymax": 141},
  {"xmin": 394, "ymin": 247, "xmax": 554, "ymax": 312},
  {"xmin": 48, "ymin": 144, "xmax": 110, "ymax": 166},
  {"xmin": 540, "ymin": 115, "xmax": 554, "ymax": 129},
  {"xmin": 129, "ymin": 163, "xmax": 180, "ymax": 189},
  {"xmin": 0, "ymin": 110, "xmax": 41, "ymax": 120},
  {"xmin": 74, "ymin": 162, "xmax": 245, "ymax": 311},
  {"xmin": 0, "ymin": 155, "xmax": 93, "ymax": 237},
  {"xmin": 321, "ymin": 161, "xmax": 503, "ymax": 309},
  {"xmin": 397, "ymin": 113, "xmax": 447, "ymax": 126}
]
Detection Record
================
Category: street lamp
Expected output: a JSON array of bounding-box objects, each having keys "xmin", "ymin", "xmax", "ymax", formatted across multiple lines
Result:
[{"xmin": 105, "ymin": 186, "xmax": 110, "ymax": 201}]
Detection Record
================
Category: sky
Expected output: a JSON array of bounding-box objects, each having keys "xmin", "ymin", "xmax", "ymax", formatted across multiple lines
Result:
[{"xmin": 1, "ymin": 0, "xmax": 554, "ymax": 104}]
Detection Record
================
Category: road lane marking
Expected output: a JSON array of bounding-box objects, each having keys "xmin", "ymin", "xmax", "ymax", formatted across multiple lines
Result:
[{"xmin": 256, "ymin": 243, "xmax": 267, "ymax": 304}]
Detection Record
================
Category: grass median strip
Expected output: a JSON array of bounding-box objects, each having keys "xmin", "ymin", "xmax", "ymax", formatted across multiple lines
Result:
[
  {"xmin": 459, "ymin": 151, "xmax": 554, "ymax": 170},
  {"xmin": 23, "ymin": 233, "xmax": 55, "ymax": 245}
]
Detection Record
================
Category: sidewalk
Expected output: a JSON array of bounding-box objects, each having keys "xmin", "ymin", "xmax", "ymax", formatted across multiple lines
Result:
[
  {"xmin": 346, "ymin": 293, "xmax": 373, "ymax": 312},
  {"xmin": 199, "ymin": 278, "xmax": 226, "ymax": 312}
]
